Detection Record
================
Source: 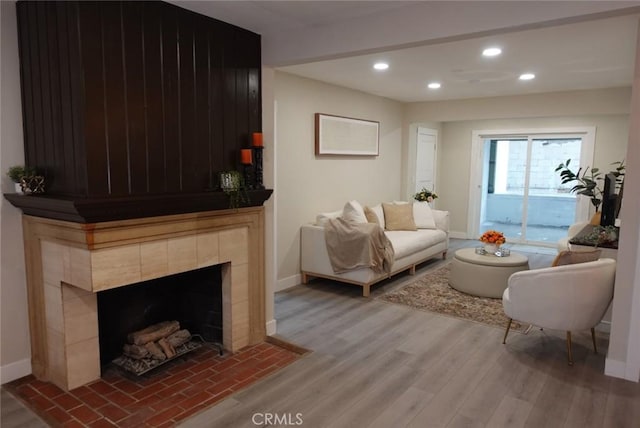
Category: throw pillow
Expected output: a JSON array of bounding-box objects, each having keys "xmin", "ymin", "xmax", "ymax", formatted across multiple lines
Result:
[
  {"xmin": 413, "ymin": 201, "xmax": 437, "ymax": 229},
  {"xmin": 551, "ymin": 249, "xmax": 602, "ymax": 267},
  {"xmin": 342, "ymin": 200, "xmax": 367, "ymax": 224},
  {"xmin": 382, "ymin": 202, "xmax": 417, "ymax": 231},
  {"xmin": 363, "ymin": 206, "xmax": 380, "ymax": 226}
]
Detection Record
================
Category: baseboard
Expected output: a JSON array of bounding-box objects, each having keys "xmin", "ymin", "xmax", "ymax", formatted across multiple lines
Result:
[
  {"xmin": 449, "ymin": 231, "xmax": 468, "ymax": 239},
  {"xmin": 266, "ymin": 319, "xmax": 277, "ymax": 336},
  {"xmin": 1, "ymin": 358, "xmax": 31, "ymax": 384},
  {"xmin": 596, "ymin": 321, "xmax": 611, "ymax": 333},
  {"xmin": 605, "ymin": 357, "xmax": 629, "ymax": 380},
  {"xmin": 276, "ymin": 274, "xmax": 301, "ymax": 292}
]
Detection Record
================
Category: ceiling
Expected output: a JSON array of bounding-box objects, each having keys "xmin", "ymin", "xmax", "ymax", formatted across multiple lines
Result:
[
  {"xmin": 280, "ymin": 15, "xmax": 639, "ymax": 102},
  {"xmin": 172, "ymin": 1, "xmax": 640, "ymax": 103},
  {"xmin": 172, "ymin": 1, "xmax": 419, "ymax": 35}
]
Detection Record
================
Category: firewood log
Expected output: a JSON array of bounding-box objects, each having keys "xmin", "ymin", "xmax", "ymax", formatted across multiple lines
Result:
[
  {"xmin": 128, "ymin": 320, "xmax": 180, "ymax": 346},
  {"xmin": 144, "ymin": 341, "xmax": 166, "ymax": 361},
  {"xmin": 158, "ymin": 338, "xmax": 176, "ymax": 358},
  {"xmin": 166, "ymin": 329, "xmax": 191, "ymax": 348},
  {"xmin": 122, "ymin": 343, "xmax": 149, "ymax": 360}
]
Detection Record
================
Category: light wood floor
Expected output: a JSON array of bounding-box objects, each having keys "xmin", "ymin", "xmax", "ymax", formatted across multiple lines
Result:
[
  {"xmin": 0, "ymin": 388, "xmax": 47, "ymax": 427},
  {"xmin": 181, "ymin": 240, "xmax": 640, "ymax": 428},
  {"xmin": 3, "ymin": 240, "xmax": 638, "ymax": 427}
]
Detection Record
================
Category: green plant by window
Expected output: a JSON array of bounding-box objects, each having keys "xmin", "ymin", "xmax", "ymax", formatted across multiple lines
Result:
[{"xmin": 555, "ymin": 159, "xmax": 625, "ymax": 212}]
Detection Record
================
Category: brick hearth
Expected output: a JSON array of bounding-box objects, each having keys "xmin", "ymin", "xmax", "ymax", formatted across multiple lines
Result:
[{"xmin": 7, "ymin": 342, "xmax": 301, "ymax": 427}]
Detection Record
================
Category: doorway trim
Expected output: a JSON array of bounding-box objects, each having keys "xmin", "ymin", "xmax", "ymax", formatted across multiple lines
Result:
[{"xmin": 467, "ymin": 126, "xmax": 596, "ymax": 240}]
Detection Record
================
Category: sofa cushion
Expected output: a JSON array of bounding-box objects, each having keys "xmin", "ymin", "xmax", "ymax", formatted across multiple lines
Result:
[
  {"xmin": 364, "ymin": 206, "xmax": 380, "ymax": 226},
  {"xmin": 316, "ymin": 210, "xmax": 342, "ymax": 226},
  {"xmin": 413, "ymin": 202, "xmax": 437, "ymax": 229},
  {"xmin": 386, "ymin": 229, "xmax": 446, "ymax": 259},
  {"xmin": 552, "ymin": 249, "xmax": 601, "ymax": 267},
  {"xmin": 343, "ymin": 200, "xmax": 367, "ymax": 224},
  {"xmin": 382, "ymin": 202, "xmax": 417, "ymax": 231}
]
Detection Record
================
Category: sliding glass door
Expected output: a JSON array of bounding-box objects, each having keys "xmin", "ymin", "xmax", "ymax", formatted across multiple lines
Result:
[{"xmin": 479, "ymin": 135, "xmax": 584, "ymax": 246}]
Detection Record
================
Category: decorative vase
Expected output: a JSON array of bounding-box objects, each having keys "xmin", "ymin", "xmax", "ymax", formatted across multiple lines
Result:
[
  {"xmin": 590, "ymin": 211, "xmax": 602, "ymax": 226},
  {"xmin": 484, "ymin": 243, "xmax": 498, "ymax": 254},
  {"xmin": 14, "ymin": 182, "xmax": 23, "ymax": 194}
]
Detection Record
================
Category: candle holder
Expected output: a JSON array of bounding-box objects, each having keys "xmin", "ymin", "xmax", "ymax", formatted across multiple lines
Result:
[
  {"xmin": 252, "ymin": 146, "xmax": 265, "ymax": 189},
  {"xmin": 242, "ymin": 164, "xmax": 253, "ymax": 190}
]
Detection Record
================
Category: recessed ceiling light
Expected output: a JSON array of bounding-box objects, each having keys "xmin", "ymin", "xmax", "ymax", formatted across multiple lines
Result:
[
  {"xmin": 373, "ymin": 62, "xmax": 389, "ymax": 70},
  {"xmin": 427, "ymin": 82, "xmax": 441, "ymax": 89},
  {"xmin": 482, "ymin": 47, "xmax": 502, "ymax": 57},
  {"xmin": 519, "ymin": 73, "xmax": 536, "ymax": 80}
]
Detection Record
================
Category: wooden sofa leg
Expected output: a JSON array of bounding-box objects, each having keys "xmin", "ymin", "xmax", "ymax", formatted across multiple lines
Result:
[
  {"xmin": 301, "ymin": 273, "xmax": 309, "ymax": 284},
  {"xmin": 442, "ymin": 251, "xmax": 447, "ymax": 260},
  {"xmin": 362, "ymin": 285, "xmax": 371, "ymax": 297},
  {"xmin": 409, "ymin": 265, "xmax": 416, "ymax": 275}
]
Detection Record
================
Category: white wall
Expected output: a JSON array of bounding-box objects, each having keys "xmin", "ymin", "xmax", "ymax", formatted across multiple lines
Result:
[
  {"xmin": 0, "ymin": 0, "xmax": 32, "ymax": 383},
  {"xmin": 405, "ymin": 89, "xmax": 631, "ymax": 236},
  {"xmin": 273, "ymin": 71, "xmax": 404, "ymax": 289},
  {"xmin": 261, "ymin": 66, "xmax": 277, "ymax": 335},
  {"xmin": 405, "ymin": 87, "xmax": 631, "ymax": 123},
  {"xmin": 606, "ymin": 22, "xmax": 640, "ymax": 382}
]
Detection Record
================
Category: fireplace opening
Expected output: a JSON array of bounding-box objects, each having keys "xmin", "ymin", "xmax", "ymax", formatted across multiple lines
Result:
[{"xmin": 97, "ymin": 264, "xmax": 223, "ymax": 370}]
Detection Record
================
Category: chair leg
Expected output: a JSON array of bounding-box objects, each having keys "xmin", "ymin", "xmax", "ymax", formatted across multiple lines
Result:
[
  {"xmin": 502, "ymin": 318, "xmax": 513, "ymax": 344},
  {"xmin": 566, "ymin": 331, "xmax": 574, "ymax": 366},
  {"xmin": 591, "ymin": 327, "xmax": 598, "ymax": 354}
]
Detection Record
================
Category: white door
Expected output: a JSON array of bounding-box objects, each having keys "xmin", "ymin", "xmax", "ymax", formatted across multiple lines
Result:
[{"xmin": 415, "ymin": 128, "xmax": 437, "ymax": 193}]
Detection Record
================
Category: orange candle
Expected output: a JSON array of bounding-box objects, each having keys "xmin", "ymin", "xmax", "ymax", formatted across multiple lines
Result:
[
  {"xmin": 252, "ymin": 132, "xmax": 263, "ymax": 147},
  {"xmin": 240, "ymin": 148, "xmax": 253, "ymax": 165}
]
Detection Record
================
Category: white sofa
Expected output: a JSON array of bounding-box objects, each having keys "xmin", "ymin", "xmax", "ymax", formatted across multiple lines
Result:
[{"xmin": 300, "ymin": 201, "xmax": 449, "ymax": 296}]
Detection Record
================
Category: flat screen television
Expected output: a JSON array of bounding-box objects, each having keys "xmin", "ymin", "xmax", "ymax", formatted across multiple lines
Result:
[{"xmin": 600, "ymin": 172, "xmax": 619, "ymax": 227}]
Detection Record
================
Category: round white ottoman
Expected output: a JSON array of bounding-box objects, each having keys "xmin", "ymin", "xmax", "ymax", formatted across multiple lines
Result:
[{"xmin": 449, "ymin": 248, "xmax": 529, "ymax": 298}]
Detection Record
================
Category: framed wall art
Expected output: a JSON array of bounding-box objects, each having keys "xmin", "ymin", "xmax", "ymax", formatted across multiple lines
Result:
[{"xmin": 315, "ymin": 113, "xmax": 379, "ymax": 156}]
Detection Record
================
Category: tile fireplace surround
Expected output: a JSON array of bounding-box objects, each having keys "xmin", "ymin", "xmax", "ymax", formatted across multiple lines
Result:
[{"xmin": 21, "ymin": 207, "xmax": 266, "ymax": 391}]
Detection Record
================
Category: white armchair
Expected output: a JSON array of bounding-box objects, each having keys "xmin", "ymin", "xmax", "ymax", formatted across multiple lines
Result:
[{"xmin": 502, "ymin": 258, "xmax": 616, "ymax": 365}]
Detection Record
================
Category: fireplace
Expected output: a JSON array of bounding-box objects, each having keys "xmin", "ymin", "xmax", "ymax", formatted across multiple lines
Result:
[
  {"xmin": 6, "ymin": 0, "xmax": 272, "ymax": 394},
  {"xmin": 97, "ymin": 263, "xmax": 223, "ymax": 368},
  {"xmin": 21, "ymin": 207, "xmax": 266, "ymax": 391}
]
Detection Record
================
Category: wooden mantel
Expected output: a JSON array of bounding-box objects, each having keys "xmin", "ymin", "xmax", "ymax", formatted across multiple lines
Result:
[
  {"xmin": 4, "ymin": 189, "xmax": 273, "ymax": 223},
  {"xmin": 22, "ymin": 207, "xmax": 266, "ymax": 390}
]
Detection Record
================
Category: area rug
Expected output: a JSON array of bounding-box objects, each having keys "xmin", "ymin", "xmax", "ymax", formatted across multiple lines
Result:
[{"xmin": 379, "ymin": 264, "xmax": 528, "ymax": 333}]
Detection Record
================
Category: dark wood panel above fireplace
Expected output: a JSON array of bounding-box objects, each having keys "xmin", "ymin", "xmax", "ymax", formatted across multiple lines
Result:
[{"xmin": 14, "ymin": 0, "xmax": 265, "ymax": 221}]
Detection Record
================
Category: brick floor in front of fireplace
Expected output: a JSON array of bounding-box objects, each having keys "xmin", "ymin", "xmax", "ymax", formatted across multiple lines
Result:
[{"xmin": 5, "ymin": 342, "xmax": 302, "ymax": 427}]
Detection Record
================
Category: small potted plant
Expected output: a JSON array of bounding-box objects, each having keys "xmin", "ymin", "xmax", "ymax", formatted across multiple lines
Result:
[
  {"xmin": 7, "ymin": 165, "xmax": 34, "ymax": 194},
  {"xmin": 414, "ymin": 187, "xmax": 438, "ymax": 203},
  {"xmin": 219, "ymin": 171, "xmax": 249, "ymax": 208}
]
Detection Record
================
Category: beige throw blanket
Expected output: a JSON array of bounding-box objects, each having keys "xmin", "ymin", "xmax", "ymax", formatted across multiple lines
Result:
[{"xmin": 324, "ymin": 217, "xmax": 395, "ymax": 274}]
